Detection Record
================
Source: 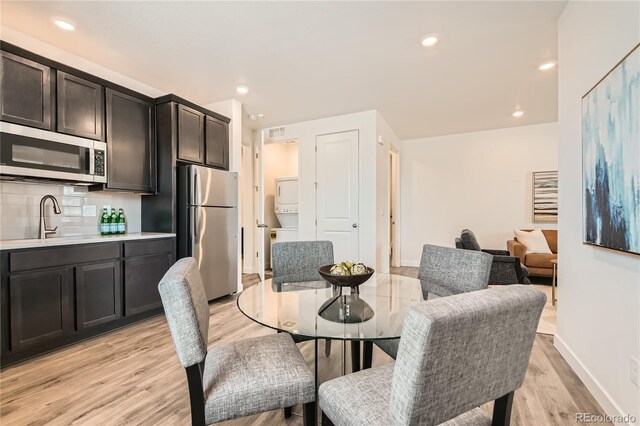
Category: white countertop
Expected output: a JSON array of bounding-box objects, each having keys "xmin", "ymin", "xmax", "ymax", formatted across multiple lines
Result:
[{"xmin": 0, "ymin": 233, "xmax": 176, "ymax": 250}]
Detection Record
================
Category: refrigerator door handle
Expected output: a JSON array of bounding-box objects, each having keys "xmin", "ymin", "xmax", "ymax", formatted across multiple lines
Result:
[
  {"xmin": 195, "ymin": 168, "xmax": 202, "ymax": 206},
  {"xmin": 195, "ymin": 206, "xmax": 201, "ymax": 244}
]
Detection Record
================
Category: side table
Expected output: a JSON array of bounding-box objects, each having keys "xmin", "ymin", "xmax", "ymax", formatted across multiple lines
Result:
[{"xmin": 551, "ymin": 259, "xmax": 558, "ymax": 306}]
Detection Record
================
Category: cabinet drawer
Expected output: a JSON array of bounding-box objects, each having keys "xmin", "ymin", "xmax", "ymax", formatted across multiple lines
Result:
[
  {"xmin": 124, "ymin": 238, "xmax": 174, "ymax": 258},
  {"xmin": 9, "ymin": 243, "xmax": 120, "ymax": 272}
]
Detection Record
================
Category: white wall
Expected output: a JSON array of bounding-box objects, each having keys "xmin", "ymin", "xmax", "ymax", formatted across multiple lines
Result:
[
  {"xmin": 399, "ymin": 122, "xmax": 558, "ymax": 266},
  {"xmin": 266, "ymin": 111, "xmax": 379, "ymax": 268},
  {"xmin": 263, "ymin": 141, "xmax": 299, "ymax": 267},
  {"xmin": 556, "ymin": 2, "xmax": 640, "ymax": 423}
]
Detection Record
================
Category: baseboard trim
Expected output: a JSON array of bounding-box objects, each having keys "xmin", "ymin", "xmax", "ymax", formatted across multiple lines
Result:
[
  {"xmin": 554, "ymin": 334, "xmax": 632, "ymax": 425},
  {"xmin": 400, "ymin": 260, "xmax": 420, "ymax": 267}
]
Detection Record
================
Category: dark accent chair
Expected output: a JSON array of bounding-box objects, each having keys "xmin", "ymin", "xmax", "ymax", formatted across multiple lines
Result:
[
  {"xmin": 456, "ymin": 229, "xmax": 529, "ymax": 285},
  {"xmin": 159, "ymin": 258, "xmax": 316, "ymax": 425},
  {"xmin": 272, "ymin": 240, "xmax": 334, "ymax": 357},
  {"xmin": 319, "ymin": 286, "xmax": 546, "ymax": 426}
]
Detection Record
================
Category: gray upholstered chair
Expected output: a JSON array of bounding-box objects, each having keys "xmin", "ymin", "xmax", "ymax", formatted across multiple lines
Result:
[
  {"xmin": 158, "ymin": 257, "xmax": 316, "ymax": 426},
  {"xmin": 272, "ymin": 240, "xmax": 334, "ymax": 357},
  {"xmin": 455, "ymin": 229, "xmax": 529, "ymax": 285},
  {"xmin": 372, "ymin": 244, "xmax": 493, "ymax": 361},
  {"xmin": 272, "ymin": 240, "xmax": 334, "ymax": 284},
  {"xmin": 319, "ymin": 285, "xmax": 546, "ymax": 426}
]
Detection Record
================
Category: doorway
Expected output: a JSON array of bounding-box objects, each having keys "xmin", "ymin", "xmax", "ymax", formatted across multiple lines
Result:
[{"xmin": 390, "ymin": 149, "xmax": 400, "ymax": 267}]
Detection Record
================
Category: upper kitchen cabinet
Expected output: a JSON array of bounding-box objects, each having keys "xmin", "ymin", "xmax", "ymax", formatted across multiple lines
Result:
[
  {"xmin": 105, "ymin": 89, "xmax": 155, "ymax": 193},
  {"xmin": 177, "ymin": 104, "xmax": 205, "ymax": 163},
  {"xmin": 0, "ymin": 51, "xmax": 54, "ymax": 130},
  {"xmin": 57, "ymin": 71, "xmax": 104, "ymax": 140},
  {"xmin": 205, "ymin": 115, "xmax": 229, "ymax": 170}
]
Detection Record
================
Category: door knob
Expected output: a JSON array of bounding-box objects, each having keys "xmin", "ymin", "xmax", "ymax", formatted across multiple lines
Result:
[{"xmin": 352, "ymin": 223, "xmax": 358, "ymax": 228}]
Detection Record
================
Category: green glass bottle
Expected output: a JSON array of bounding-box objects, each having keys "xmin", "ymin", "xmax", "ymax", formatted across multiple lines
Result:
[
  {"xmin": 99, "ymin": 208, "xmax": 110, "ymax": 236},
  {"xmin": 109, "ymin": 208, "xmax": 118, "ymax": 235},
  {"xmin": 117, "ymin": 208, "xmax": 126, "ymax": 234}
]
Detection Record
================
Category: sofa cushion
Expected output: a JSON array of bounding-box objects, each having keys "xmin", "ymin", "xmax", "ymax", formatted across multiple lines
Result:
[
  {"xmin": 514, "ymin": 229, "xmax": 552, "ymax": 254},
  {"xmin": 460, "ymin": 229, "xmax": 482, "ymax": 251},
  {"xmin": 525, "ymin": 253, "xmax": 557, "ymax": 269}
]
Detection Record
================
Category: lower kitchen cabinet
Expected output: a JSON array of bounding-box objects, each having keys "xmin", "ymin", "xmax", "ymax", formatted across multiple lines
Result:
[
  {"xmin": 76, "ymin": 261, "xmax": 122, "ymax": 330},
  {"xmin": 9, "ymin": 268, "xmax": 73, "ymax": 351},
  {"xmin": 124, "ymin": 253, "xmax": 172, "ymax": 316},
  {"xmin": 0, "ymin": 237, "xmax": 175, "ymax": 366}
]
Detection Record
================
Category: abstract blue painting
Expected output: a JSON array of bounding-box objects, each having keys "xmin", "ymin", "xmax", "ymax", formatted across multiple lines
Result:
[{"xmin": 583, "ymin": 44, "xmax": 640, "ymax": 255}]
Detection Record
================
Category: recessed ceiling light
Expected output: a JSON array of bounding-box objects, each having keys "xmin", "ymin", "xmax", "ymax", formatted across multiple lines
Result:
[
  {"xmin": 54, "ymin": 20, "xmax": 75, "ymax": 31},
  {"xmin": 421, "ymin": 34, "xmax": 439, "ymax": 47},
  {"xmin": 512, "ymin": 110, "xmax": 525, "ymax": 118},
  {"xmin": 236, "ymin": 85, "xmax": 249, "ymax": 95},
  {"xmin": 538, "ymin": 61, "xmax": 557, "ymax": 71}
]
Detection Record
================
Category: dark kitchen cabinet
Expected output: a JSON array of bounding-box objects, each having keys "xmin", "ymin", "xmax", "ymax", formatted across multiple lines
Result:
[
  {"xmin": 205, "ymin": 115, "xmax": 229, "ymax": 169},
  {"xmin": 9, "ymin": 268, "xmax": 73, "ymax": 351},
  {"xmin": 1, "ymin": 237, "xmax": 175, "ymax": 366},
  {"xmin": 75, "ymin": 261, "xmax": 122, "ymax": 330},
  {"xmin": 57, "ymin": 71, "xmax": 104, "ymax": 140},
  {"xmin": 123, "ymin": 238, "xmax": 174, "ymax": 316},
  {"xmin": 177, "ymin": 104, "xmax": 205, "ymax": 163},
  {"xmin": 0, "ymin": 51, "xmax": 54, "ymax": 130},
  {"xmin": 106, "ymin": 88, "xmax": 155, "ymax": 193}
]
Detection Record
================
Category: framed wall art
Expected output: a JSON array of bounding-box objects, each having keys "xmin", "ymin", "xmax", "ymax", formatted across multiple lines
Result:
[
  {"xmin": 533, "ymin": 171, "xmax": 558, "ymax": 223},
  {"xmin": 582, "ymin": 43, "xmax": 640, "ymax": 255}
]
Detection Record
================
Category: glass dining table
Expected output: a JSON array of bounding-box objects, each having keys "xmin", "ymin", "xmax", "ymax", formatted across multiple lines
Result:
[{"xmin": 237, "ymin": 273, "xmax": 448, "ymax": 389}]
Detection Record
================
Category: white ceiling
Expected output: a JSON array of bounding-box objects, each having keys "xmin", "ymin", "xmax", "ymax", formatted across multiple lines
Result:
[{"xmin": 1, "ymin": 1, "xmax": 565, "ymax": 140}]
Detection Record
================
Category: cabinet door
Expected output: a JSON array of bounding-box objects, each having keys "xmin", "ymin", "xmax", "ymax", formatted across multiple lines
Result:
[
  {"xmin": 9, "ymin": 268, "xmax": 72, "ymax": 351},
  {"xmin": 75, "ymin": 261, "xmax": 122, "ymax": 330},
  {"xmin": 0, "ymin": 51, "xmax": 54, "ymax": 130},
  {"xmin": 106, "ymin": 89, "xmax": 155, "ymax": 193},
  {"xmin": 177, "ymin": 104, "xmax": 205, "ymax": 163},
  {"xmin": 57, "ymin": 71, "xmax": 104, "ymax": 140},
  {"xmin": 205, "ymin": 115, "xmax": 229, "ymax": 170},
  {"xmin": 124, "ymin": 253, "xmax": 173, "ymax": 316}
]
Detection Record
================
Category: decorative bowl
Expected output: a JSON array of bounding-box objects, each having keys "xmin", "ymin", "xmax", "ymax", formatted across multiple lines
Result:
[{"xmin": 318, "ymin": 265, "xmax": 375, "ymax": 287}]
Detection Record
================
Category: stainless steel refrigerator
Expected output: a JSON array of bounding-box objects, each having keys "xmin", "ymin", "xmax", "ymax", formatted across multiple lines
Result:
[{"xmin": 177, "ymin": 165, "xmax": 238, "ymax": 301}]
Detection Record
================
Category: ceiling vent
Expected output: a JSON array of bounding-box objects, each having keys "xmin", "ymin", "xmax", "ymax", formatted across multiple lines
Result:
[{"xmin": 268, "ymin": 126, "xmax": 286, "ymax": 139}]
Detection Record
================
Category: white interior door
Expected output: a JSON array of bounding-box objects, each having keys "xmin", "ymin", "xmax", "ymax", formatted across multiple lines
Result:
[
  {"xmin": 316, "ymin": 130, "xmax": 359, "ymax": 262},
  {"xmin": 254, "ymin": 130, "xmax": 266, "ymax": 281}
]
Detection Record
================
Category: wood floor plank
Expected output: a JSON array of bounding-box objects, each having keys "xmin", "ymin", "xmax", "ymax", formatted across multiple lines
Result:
[{"xmin": 0, "ymin": 271, "xmax": 608, "ymax": 425}]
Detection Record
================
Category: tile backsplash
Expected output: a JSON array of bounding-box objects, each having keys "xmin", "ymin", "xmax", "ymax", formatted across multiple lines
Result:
[{"xmin": 0, "ymin": 181, "xmax": 141, "ymax": 240}]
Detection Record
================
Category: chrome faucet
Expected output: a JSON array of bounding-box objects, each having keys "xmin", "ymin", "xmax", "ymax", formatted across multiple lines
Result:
[{"xmin": 39, "ymin": 195, "xmax": 61, "ymax": 239}]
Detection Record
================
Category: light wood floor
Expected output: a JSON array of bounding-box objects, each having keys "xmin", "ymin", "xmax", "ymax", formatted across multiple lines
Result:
[{"xmin": 0, "ymin": 271, "xmax": 607, "ymax": 425}]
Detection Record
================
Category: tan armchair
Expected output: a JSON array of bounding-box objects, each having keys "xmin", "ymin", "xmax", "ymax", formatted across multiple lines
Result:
[{"xmin": 508, "ymin": 229, "xmax": 557, "ymax": 277}]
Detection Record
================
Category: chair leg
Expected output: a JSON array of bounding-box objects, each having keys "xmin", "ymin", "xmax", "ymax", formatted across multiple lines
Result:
[
  {"xmin": 492, "ymin": 391, "xmax": 514, "ymax": 426},
  {"xmin": 303, "ymin": 401, "xmax": 317, "ymax": 425},
  {"xmin": 325, "ymin": 339, "xmax": 332, "ymax": 357},
  {"xmin": 185, "ymin": 364, "xmax": 206, "ymax": 426},
  {"xmin": 321, "ymin": 411, "xmax": 334, "ymax": 426},
  {"xmin": 284, "ymin": 406, "xmax": 292, "ymax": 418},
  {"xmin": 362, "ymin": 341, "xmax": 373, "ymax": 369},
  {"xmin": 351, "ymin": 341, "xmax": 361, "ymax": 372}
]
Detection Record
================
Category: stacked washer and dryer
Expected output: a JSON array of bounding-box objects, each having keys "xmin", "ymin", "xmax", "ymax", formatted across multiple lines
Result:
[{"xmin": 270, "ymin": 177, "xmax": 298, "ymax": 267}]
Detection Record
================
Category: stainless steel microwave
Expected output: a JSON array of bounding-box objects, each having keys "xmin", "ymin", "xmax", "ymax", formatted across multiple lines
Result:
[{"xmin": 0, "ymin": 122, "xmax": 106, "ymax": 184}]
